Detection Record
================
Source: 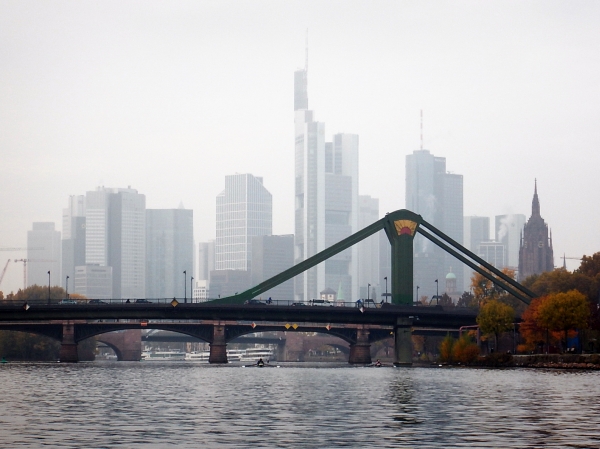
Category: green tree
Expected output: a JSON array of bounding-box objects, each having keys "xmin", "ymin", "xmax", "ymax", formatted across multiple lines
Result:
[
  {"xmin": 439, "ymin": 334, "xmax": 454, "ymax": 363},
  {"xmin": 477, "ymin": 300, "xmax": 515, "ymax": 351},
  {"xmin": 438, "ymin": 293, "xmax": 454, "ymax": 307},
  {"xmin": 537, "ymin": 290, "xmax": 590, "ymax": 352}
]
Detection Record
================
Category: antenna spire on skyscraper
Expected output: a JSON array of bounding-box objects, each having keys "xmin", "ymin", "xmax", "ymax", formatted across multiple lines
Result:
[{"xmin": 420, "ymin": 110, "xmax": 423, "ymax": 150}]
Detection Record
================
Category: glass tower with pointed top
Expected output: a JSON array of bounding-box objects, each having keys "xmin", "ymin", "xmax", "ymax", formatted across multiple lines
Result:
[{"xmin": 294, "ymin": 67, "xmax": 359, "ymax": 303}]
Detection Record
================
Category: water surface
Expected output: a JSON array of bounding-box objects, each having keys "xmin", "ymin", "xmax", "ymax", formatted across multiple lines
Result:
[{"xmin": 1, "ymin": 362, "xmax": 599, "ymax": 448}]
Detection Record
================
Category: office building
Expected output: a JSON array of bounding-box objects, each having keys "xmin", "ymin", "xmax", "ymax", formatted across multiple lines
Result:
[
  {"xmin": 215, "ymin": 173, "xmax": 272, "ymax": 271},
  {"xmin": 357, "ymin": 195, "xmax": 380, "ymax": 299},
  {"xmin": 478, "ymin": 241, "xmax": 507, "ymax": 268},
  {"xmin": 26, "ymin": 222, "xmax": 61, "ymax": 288},
  {"xmin": 406, "ymin": 149, "xmax": 464, "ymax": 297},
  {"xmin": 197, "ymin": 240, "xmax": 215, "ymax": 283},
  {"xmin": 463, "ymin": 216, "xmax": 490, "ymax": 287},
  {"xmin": 294, "ymin": 65, "xmax": 359, "ymax": 303},
  {"xmin": 62, "ymin": 195, "xmax": 86, "ymax": 291},
  {"xmin": 251, "ymin": 234, "xmax": 294, "ymax": 301},
  {"xmin": 146, "ymin": 208, "xmax": 193, "ymax": 299},
  {"xmin": 73, "ymin": 265, "xmax": 112, "ymax": 299},
  {"xmin": 85, "ymin": 186, "xmax": 146, "ymax": 299}
]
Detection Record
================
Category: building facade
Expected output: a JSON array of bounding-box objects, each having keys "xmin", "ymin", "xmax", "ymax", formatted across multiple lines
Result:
[
  {"xmin": 85, "ymin": 186, "xmax": 146, "ymax": 299},
  {"xmin": 406, "ymin": 149, "xmax": 464, "ymax": 298},
  {"xmin": 294, "ymin": 66, "xmax": 359, "ymax": 303},
  {"xmin": 519, "ymin": 181, "xmax": 554, "ymax": 281},
  {"xmin": 26, "ymin": 222, "xmax": 61, "ymax": 288},
  {"xmin": 357, "ymin": 195, "xmax": 381, "ymax": 299},
  {"xmin": 251, "ymin": 234, "xmax": 294, "ymax": 301},
  {"xmin": 61, "ymin": 195, "xmax": 86, "ymax": 290},
  {"xmin": 146, "ymin": 208, "xmax": 194, "ymax": 299},
  {"xmin": 495, "ymin": 214, "xmax": 526, "ymax": 270},
  {"xmin": 215, "ymin": 174, "xmax": 272, "ymax": 272}
]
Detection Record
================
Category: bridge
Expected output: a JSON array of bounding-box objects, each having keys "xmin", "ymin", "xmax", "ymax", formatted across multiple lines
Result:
[{"xmin": 0, "ymin": 209, "xmax": 534, "ymax": 365}]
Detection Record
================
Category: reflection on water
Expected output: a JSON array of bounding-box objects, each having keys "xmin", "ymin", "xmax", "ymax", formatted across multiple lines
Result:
[{"xmin": 1, "ymin": 362, "xmax": 599, "ymax": 448}]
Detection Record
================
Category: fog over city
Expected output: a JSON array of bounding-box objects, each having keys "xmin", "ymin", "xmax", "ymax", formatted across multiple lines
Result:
[{"xmin": 1, "ymin": 1, "xmax": 599, "ymax": 294}]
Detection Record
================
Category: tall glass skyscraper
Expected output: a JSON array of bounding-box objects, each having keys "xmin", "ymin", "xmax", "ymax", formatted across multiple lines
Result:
[
  {"xmin": 85, "ymin": 187, "xmax": 146, "ymax": 299},
  {"xmin": 294, "ymin": 67, "xmax": 359, "ymax": 302},
  {"xmin": 215, "ymin": 174, "xmax": 272, "ymax": 271},
  {"xmin": 146, "ymin": 208, "xmax": 193, "ymax": 299},
  {"xmin": 406, "ymin": 150, "xmax": 464, "ymax": 297}
]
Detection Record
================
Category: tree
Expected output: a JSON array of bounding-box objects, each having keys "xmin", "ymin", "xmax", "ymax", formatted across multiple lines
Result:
[
  {"xmin": 457, "ymin": 291, "xmax": 477, "ymax": 309},
  {"xmin": 439, "ymin": 334, "xmax": 454, "ymax": 363},
  {"xmin": 519, "ymin": 295, "xmax": 556, "ymax": 353},
  {"xmin": 438, "ymin": 293, "xmax": 454, "ymax": 307},
  {"xmin": 477, "ymin": 300, "xmax": 515, "ymax": 351},
  {"xmin": 452, "ymin": 333, "xmax": 480, "ymax": 364},
  {"xmin": 537, "ymin": 290, "xmax": 590, "ymax": 352},
  {"xmin": 470, "ymin": 267, "xmax": 517, "ymax": 306}
]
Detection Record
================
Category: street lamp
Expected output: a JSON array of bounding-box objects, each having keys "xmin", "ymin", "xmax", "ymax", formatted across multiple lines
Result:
[
  {"xmin": 47, "ymin": 271, "xmax": 51, "ymax": 305},
  {"xmin": 66, "ymin": 275, "xmax": 69, "ymax": 299},
  {"xmin": 183, "ymin": 270, "xmax": 187, "ymax": 303},
  {"xmin": 367, "ymin": 283, "xmax": 371, "ymax": 305},
  {"xmin": 384, "ymin": 277, "xmax": 388, "ymax": 303},
  {"xmin": 435, "ymin": 279, "xmax": 439, "ymax": 305},
  {"xmin": 190, "ymin": 276, "xmax": 194, "ymax": 303},
  {"xmin": 416, "ymin": 285, "xmax": 420, "ymax": 304}
]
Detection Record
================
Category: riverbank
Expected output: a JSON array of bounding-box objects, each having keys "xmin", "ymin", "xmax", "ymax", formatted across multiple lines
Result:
[{"xmin": 468, "ymin": 353, "xmax": 600, "ymax": 369}]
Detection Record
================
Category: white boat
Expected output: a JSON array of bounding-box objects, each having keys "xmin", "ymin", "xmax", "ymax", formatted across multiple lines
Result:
[
  {"xmin": 141, "ymin": 351, "xmax": 186, "ymax": 361},
  {"xmin": 185, "ymin": 351, "xmax": 210, "ymax": 362},
  {"xmin": 240, "ymin": 347, "xmax": 275, "ymax": 363}
]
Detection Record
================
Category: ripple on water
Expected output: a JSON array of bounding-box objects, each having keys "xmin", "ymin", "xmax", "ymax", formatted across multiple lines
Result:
[{"xmin": 1, "ymin": 363, "xmax": 599, "ymax": 448}]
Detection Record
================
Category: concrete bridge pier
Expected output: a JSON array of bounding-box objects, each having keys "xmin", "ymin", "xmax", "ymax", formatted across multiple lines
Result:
[
  {"xmin": 348, "ymin": 328, "xmax": 371, "ymax": 364},
  {"xmin": 394, "ymin": 317, "xmax": 412, "ymax": 366},
  {"xmin": 209, "ymin": 324, "xmax": 228, "ymax": 364},
  {"xmin": 59, "ymin": 321, "xmax": 78, "ymax": 363}
]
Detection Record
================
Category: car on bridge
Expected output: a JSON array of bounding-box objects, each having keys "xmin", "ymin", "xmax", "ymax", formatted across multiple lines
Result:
[
  {"xmin": 135, "ymin": 299, "xmax": 152, "ymax": 304},
  {"xmin": 244, "ymin": 299, "xmax": 267, "ymax": 305},
  {"xmin": 58, "ymin": 299, "xmax": 78, "ymax": 305},
  {"xmin": 88, "ymin": 299, "xmax": 108, "ymax": 305}
]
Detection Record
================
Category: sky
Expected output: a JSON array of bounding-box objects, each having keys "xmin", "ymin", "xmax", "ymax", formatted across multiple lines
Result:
[{"xmin": 1, "ymin": 1, "xmax": 600, "ymax": 294}]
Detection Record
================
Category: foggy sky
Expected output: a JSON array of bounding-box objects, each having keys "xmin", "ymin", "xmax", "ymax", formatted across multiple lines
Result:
[{"xmin": 1, "ymin": 1, "xmax": 599, "ymax": 294}]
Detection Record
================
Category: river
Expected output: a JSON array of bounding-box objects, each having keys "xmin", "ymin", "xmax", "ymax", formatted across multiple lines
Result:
[{"xmin": 1, "ymin": 362, "xmax": 599, "ymax": 448}]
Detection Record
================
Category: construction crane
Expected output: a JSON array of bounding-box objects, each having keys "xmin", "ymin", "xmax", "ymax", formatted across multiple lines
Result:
[
  {"xmin": 0, "ymin": 259, "xmax": 10, "ymax": 288},
  {"xmin": 13, "ymin": 259, "xmax": 56, "ymax": 290}
]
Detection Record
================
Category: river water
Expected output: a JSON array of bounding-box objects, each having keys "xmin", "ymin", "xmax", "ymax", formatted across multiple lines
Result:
[{"xmin": 1, "ymin": 361, "xmax": 599, "ymax": 448}]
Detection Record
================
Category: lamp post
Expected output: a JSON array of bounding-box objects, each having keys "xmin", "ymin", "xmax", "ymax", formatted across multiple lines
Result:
[
  {"xmin": 183, "ymin": 270, "xmax": 187, "ymax": 303},
  {"xmin": 190, "ymin": 276, "xmax": 194, "ymax": 303},
  {"xmin": 367, "ymin": 283, "xmax": 370, "ymax": 306},
  {"xmin": 435, "ymin": 279, "xmax": 439, "ymax": 305},
  {"xmin": 47, "ymin": 271, "xmax": 51, "ymax": 305},
  {"xmin": 416, "ymin": 285, "xmax": 420, "ymax": 304},
  {"xmin": 384, "ymin": 277, "xmax": 388, "ymax": 303},
  {"xmin": 66, "ymin": 275, "xmax": 69, "ymax": 299}
]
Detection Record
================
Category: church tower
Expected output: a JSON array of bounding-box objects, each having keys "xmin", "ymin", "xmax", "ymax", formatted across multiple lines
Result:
[{"xmin": 518, "ymin": 180, "xmax": 554, "ymax": 281}]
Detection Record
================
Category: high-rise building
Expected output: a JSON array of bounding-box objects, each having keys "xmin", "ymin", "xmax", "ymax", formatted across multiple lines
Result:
[
  {"xmin": 495, "ymin": 214, "xmax": 526, "ymax": 269},
  {"xmin": 406, "ymin": 149, "xmax": 464, "ymax": 297},
  {"xmin": 26, "ymin": 222, "xmax": 61, "ymax": 288},
  {"xmin": 478, "ymin": 241, "xmax": 506, "ymax": 268},
  {"xmin": 62, "ymin": 195, "xmax": 86, "ymax": 290},
  {"xmin": 73, "ymin": 265, "xmax": 112, "ymax": 299},
  {"xmin": 519, "ymin": 181, "xmax": 554, "ymax": 281},
  {"xmin": 251, "ymin": 234, "xmax": 294, "ymax": 301},
  {"xmin": 197, "ymin": 240, "xmax": 215, "ymax": 282},
  {"xmin": 358, "ymin": 195, "xmax": 380, "ymax": 299},
  {"xmin": 463, "ymin": 216, "xmax": 490, "ymax": 287},
  {"xmin": 146, "ymin": 208, "xmax": 193, "ymax": 299},
  {"xmin": 85, "ymin": 186, "xmax": 146, "ymax": 299},
  {"xmin": 215, "ymin": 173, "xmax": 272, "ymax": 271},
  {"xmin": 294, "ymin": 66, "xmax": 359, "ymax": 303}
]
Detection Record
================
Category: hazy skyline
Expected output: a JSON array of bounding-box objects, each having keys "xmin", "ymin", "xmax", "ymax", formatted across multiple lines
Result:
[{"xmin": 2, "ymin": 1, "xmax": 599, "ymax": 293}]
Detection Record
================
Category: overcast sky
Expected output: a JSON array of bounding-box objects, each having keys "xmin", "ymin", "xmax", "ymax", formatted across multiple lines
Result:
[{"xmin": 1, "ymin": 1, "xmax": 599, "ymax": 293}]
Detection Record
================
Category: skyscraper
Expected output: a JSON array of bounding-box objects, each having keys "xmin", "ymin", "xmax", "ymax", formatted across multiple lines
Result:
[
  {"xmin": 26, "ymin": 222, "xmax": 61, "ymax": 288},
  {"xmin": 463, "ymin": 216, "xmax": 490, "ymax": 286},
  {"xmin": 145, "ymin": 208, "xmax": 193, "ymax": 299},
  {"xmin": 294, "ymin": 66, "xmax": 359, "ymax": 303},
  {"xmin": 215, "ymin": 173, "xmax": 272, "ymax": 271},
  {"xmin": 251, "ymin": 234, "xmax": 294, "ymax": 301},
  {"xmin": 358, "ymin": 195, "xmax": 380, "ymax": 299},
  {"xmin": 85, "ymin": 186, "xmax": 146, "ymax": 299},
  {"xmin": 62, "ymin": 195, "xmax": 86, "ymax": 290},
  {"xmin": 406, "ymin": 149, "xmax": 464, "ymax": 297},
  {"xmin": 519, "ymin": 181, "xmax": 554, "ymax": 281}
]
